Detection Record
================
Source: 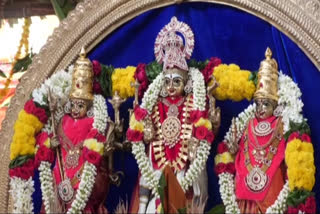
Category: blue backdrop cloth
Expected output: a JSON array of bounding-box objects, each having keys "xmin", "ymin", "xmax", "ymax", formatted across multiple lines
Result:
[{"xmin": 33, "ymin": 2, "xmax": 320, "ymax": 213}]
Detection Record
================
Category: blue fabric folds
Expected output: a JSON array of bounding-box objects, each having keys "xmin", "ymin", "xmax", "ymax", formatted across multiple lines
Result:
[{"xmin": 33, "ymin": 2, "xmax": 320, "ymax": 213}]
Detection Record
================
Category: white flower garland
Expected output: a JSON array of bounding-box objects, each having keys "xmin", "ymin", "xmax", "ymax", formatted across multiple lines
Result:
[
  {"xmin": 92, "ymin": 94, "xmax": 108, "ymax": 134},
  {"xmin": 133, "ymin": 67, "xmax": 209, "ymax": 195},
  {"xmin": 39, "ymin": 161, "xmax": 55, "ymax": 214},
  {"xmin": 67, "ymin": 162, "xmax": 97, "ymax": 214},
  {"xmin": 278, "ymin": 72, "xmax": 304, "ymax": 132},
  {"xmin": 180, "ymin": 140, "xmax": 211, "ymax": 191},
  {"xmin": 9, "ymin": 177, "xmax": 35, "ymax": 213},
  {"xmin": 141, "ymin": 73, "xmax": 164, "ymax": 113},
  {"xmin": 218, "ymin": 72, "xmax": 303, "ymax": 213},
  {"xmin": 189, "ymin": 67, "xmax": 206, "ymax": 111}
]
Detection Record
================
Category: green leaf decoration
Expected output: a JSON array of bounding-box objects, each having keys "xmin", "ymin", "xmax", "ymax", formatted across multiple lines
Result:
[
  {"xmin": 0, "ymin": 69, "xmax": 6, "ymax": 78},
  {"xmin": 50, "ymin": 0, "xmax": 77, "ymax": 20},
  {"xmin": 9, "ymin": 155, "xmax": 34, "ymax": 169},
  {"xmin": 146, "ymin": 61, "xmax": 162, "ymax": 82},
  {"xmin": 178, "ymin": 207, "xmax": 187, "ymax": 214},
  {"xmin": 158, "ymin": 172, "xmax": 167, "ymax": 214},
  {"xmin": 287, "ymin": 189, "xmax": 314, "ymax": 207},
  {"xmin": 284, "ymin": 120, "xmax": 311, "ymax": 141},
  {"xmin": 249, "ymin": 71, "xmax": 258, "ymax": 86},
  {"xmin": 13, "ymin": 53, "xmax": 35, "ymax": 73},
  {"xmin": 99, "ymin": 64, "xmax": 114, "ymax": 97},
  {"xmin": 188, "ymin": 58, "xmax": 209, "ymax": 70},
  {"xmin": 206, "ymin": 204, "xmax": 225, "ymax": 214}
]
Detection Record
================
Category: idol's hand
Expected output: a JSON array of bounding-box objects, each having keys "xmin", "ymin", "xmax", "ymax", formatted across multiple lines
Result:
[{"xmin": 50, "ymin": 135, "xmax": 60, "ymax": 148}]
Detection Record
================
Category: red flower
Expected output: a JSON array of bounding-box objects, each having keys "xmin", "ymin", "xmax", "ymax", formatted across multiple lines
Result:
[
  {"xmin": 226, "ymin": 163, "xmax": 235, "ymax": 174},
  {"xmin": 305, "ymin": 196, "xmax": 316, "ymax": 214},
  {"xmin": 24, "ymin": 99, "xmax": 48, "ymax": 124},
  {"xmin": 200, "ymin": 57, "xmax": 222, "ymax": 84},
  {"xmin": 83, "ymin": 147, "xmax": 102, "ymax": 166},
  {"xmin": 36, "ymin": 132, "xmax": 49, "ymax": 146},
  {"xmin": 287, "ymin": 206, "xmax": 299, "ymax": 214},
  {"xmin": 301, "ymin": 133, "xmax": 311, "ymax": 143},
  {"xmin": 93, "ymin": 80, "xmax": 102, "ymax": 94},
  {"xmin": 134, "ymin": 63, "xmax": 149, "ymax": 99},
  {"xmin": 288, "ymin": 131, "xmax": 300, "ymax": 142},
  {"xmin": 134, "ymin": 106, "xmax": 148, "ymax": 121},
  {"xmin": 189, "ymin": 110, "xmax": 208, "ymax": 123},
  {"xmin": 297, "ymin": 203, "xmax": 306, "ymax": 212},
  {"xmin": 214, "ymin": 163, "xmax": 227, "ymax": 175},
  {"xmin": 9, "ymin": 159, "xmax": 35, "ymax": 180},
  {"xmin": 92, "ymin": 60, "xmax": 102, "ymax": 76},
  {"xmin": 206, "ymin": 131, "xmax": 215, "ymax": 143},
  {"xmin": 217, "ymin": 142, "xmax": 229, "ymax": 154},
  {"xmin": 126, "ymin": 128, "xmax": 143, "ymax": 142},
  {"xmin": 195, "ymin": 126, "xmax": 208, "ymax": 140},
  {"xmin": 35, "ymin": 146, "xmax": 54, "ymax": 168}
]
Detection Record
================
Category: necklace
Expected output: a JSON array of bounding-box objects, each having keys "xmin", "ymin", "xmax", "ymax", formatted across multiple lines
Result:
[
  {"xmin": 244, "ymin": 118, "xmax": 282, "ymax": 192},
  {"xmin": 58, "ymin": 122, "xmax": 84, "ymax": 169},
  {"xmin": 161, "ymin": 97, "xmax": 185, "ymax": 148},
  {"xmin": 152, "ymin": 95, "xmax": 193, "ymax": 172},
  {"xmin": 252, "ymin": 117, "xmax": 277, "ymax": 136},
  {"xmin": 249, "ymin": 118, "xmax": 279, "ymax": 164}
]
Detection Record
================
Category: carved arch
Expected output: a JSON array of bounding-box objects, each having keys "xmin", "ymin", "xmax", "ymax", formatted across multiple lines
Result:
[{"xmin": 1, "ymin": 0, "xmax": 319, "ymax": 212}]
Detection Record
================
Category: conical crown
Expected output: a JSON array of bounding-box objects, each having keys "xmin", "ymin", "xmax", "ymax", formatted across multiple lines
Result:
[
  {"xmin": 69, "ymin": 47, "xmax": 94, "ymax": 100},
  {"xmin": 254, "ymin": 47, "xmax": 279, "ymax": 102}
]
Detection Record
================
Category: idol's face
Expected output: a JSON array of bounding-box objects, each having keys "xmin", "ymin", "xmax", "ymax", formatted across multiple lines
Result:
[
  {"xmin": 164, "ymin": 74, "xmax": 185, "ymax": 98},
  {"xmin": 255, "ymin": 98, "xmax": 276, "ymax": 120},
  {"xmin": 70, "ymin": 98, "xmax": 89, "ymax": 119}
]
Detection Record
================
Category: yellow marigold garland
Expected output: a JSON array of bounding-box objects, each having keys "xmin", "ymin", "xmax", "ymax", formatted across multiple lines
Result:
[
  {"xmin": 84, "ymin": 139, "xmax": 104, "ymax": 155},
  {"xmin": 194, "ymin": 118, "xmax": 212, "ymax": 130},
  {"xmin": 214, "ymin": 152, "xmax": 234, "ymax": 165},
  {"xmin": 10, "ymin": 110, "xmax": 43, "ymax": 160},
  {"xmin": 212, "ymin": 64, "xmax": 256, "ymax": 101},
  {"xmin": 285, "ymin": 139, "xmax": 315, "ymax": 191},
  {"xmin": 112, "ymin": 66, "xmax": 136, "ymax": 99}
]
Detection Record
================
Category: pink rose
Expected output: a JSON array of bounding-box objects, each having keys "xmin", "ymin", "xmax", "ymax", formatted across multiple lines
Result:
[
  {"xmin": 195, "ymin": 126, "xmax": 208, "ymax": 140},
  {"xmin": 217, "ymin": 142, "xmax": 228, "ymax": 154},
  {"xmin": 304, "ymin": 196, "xmax": 316, "ymax": 214},
  {"xmin": 287, "ymin": 206, "xmax": 299, "ymax": 214},
  {"xmin": 288, "ymin": 131, "xmax": 300, "ymax": 142},
  {"xmin": 93, "ymin": 80, "xmax": 102, "ymax": 94},
  {"xmin": 226, "ymin": 163, "xmax": 235, "ymax": 174},
  {"xmin": 134, "ymin": 106, "xmax": 148, "ymax": 121},
  {"xmin": 126, "ymin": 129, "xmax": 143, "ymax": 142},
  {"xmin": 189, "ymin": 110, "xmax": 207, "ymax": 123},
  {"xmin": 301, "ymin": 133, "xmax": 311, "ymax": 143},
  {"xmin": 92, "ymin": 60, "xmax": 102, "ymax": 76},
  {"xmin": 206, "ymin": 131, "xmax": 215, "ymax": 143},
  {"xmin": 35, "ymin": 146, "xmax": 54, "ymax": 167},
  {"xmin": 214, "ymin": 163, "xmax": 227, "ymax": 175},
  {"xmin": 24, "ymin": 99, "xmax": 48, "ymax": 124},
  {"xmin": 200, "ymin": 57, "xmax": 222, "ymax": 83},
  {"xmin": 84, "ymin": 147, "xmax": 102, "ymax": 166}
]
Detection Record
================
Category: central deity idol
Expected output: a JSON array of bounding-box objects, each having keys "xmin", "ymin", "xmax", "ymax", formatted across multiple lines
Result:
[{"xmin": 127, "ymin": 17, "xmax": 218, "ymax": 213}]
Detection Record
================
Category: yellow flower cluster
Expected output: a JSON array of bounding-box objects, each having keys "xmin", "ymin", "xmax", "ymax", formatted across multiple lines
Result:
[
  {"xmin": 214, "ymin": 152, "xmax": 234, "ymax": 165},
  {"xmin": 112, "ymin": 66, "xmax": 136, "ymax": 99},
  {"xmin": 211, "ymin": 64, "xmax": 256, "ymax": 101},
  {"xmin": 10, "ymin": 110, "xmax": 43, "ymax": 160},
  {"xmin": 84, "ymin": 139, "xmax": 104, "ymax": 155},
  {"xmin": 129, "ymin": 114, "xmax": 144, "ymax": 132},
  {"xmin": 194, "ymin": 118, "xmax": 212, "ymax": 130},
  {"xmin": 285, "ymin": 139, "xmax": 315, "ymax": 191}
]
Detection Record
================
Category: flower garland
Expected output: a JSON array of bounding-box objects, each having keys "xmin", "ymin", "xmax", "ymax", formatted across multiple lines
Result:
[
  {"xmin": 9, "ymin": 177, "xmax": 35, "ymax": 213},
  {"xmin": 141, "ymin": 72, "xmax": 164, "ymax": 113},
  {"xmin": 131, "ymin": 67, "xmax": 211, "ymax": 195},
  {"xmin": 216, "ymin": 72, "xmax": 315, "ymax": 213},
  {"xmin": 92, "ymin": 94, "xmax": 108, "ymax": 134},
  {"xmin": 67, "ymin": 162, "xmax": 97, "ymax": 214},
  {"xmin": 39, "ymin": 161, "xmax": 55, "ymax": 213},
  {"xmin": 112, "ymin": 66, "xmax": 136, "ymax": 98}
]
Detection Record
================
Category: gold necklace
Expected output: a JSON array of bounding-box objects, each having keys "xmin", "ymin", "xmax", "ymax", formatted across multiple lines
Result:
[
  {"xmin": 244, "ymin": 118, "xmax": 282, "ymax": 192},
  {"xmin": 152, "ymin": 94, "xmax": 193, "ymax": 172}
]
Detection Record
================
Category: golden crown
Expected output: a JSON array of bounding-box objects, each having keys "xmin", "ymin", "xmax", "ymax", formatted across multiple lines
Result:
[
  {"xmin": 254, "ymin": 47, "xmax": 279, "ymax": 102},
  {"xmin": 69, "ymin": 47, "xmax": 94, "ymax": 101}
]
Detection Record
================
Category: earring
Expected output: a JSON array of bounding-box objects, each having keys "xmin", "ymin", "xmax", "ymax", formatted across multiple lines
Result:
[
  {"xmin": 184, "ymin": 79, "xmax": 192, "ymax": 94},
  {"xmin": 87, "ymin": 107, "xmax": 94, "ymax": 118},
  {"xmin": 160, "ymin": 86, "xmax": 168, "ymax": 97}
]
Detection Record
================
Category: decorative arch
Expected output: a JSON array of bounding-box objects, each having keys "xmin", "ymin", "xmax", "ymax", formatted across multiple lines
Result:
[{"xmin": 0, "ymin": 0, "xmax": 319, "ymax": 212}]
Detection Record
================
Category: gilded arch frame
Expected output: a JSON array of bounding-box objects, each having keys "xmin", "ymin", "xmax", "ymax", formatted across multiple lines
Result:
[{"xmin": 0, "ymin": 0, "xmax": 319, "ymax": 212}]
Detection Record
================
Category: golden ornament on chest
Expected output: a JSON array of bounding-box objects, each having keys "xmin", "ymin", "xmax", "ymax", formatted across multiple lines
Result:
[{"xmin": 65, "ymin": 149, "xmax": 81, "ymax": 169}]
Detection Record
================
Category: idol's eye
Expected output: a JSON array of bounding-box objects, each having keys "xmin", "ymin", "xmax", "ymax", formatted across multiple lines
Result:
[
  {"xmin": 174, "ymin": 78, "xmax": 181, "ymax": 85},
  {"xmin": 165, "ymin": 78, "xmax": 171, "ymax": 85},
  {"xmin": 79, "ymin": 104, "xmax": 83, "ymax": 109}
]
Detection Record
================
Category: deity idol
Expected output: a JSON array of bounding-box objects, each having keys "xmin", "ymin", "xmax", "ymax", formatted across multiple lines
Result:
[
  {"xmin": 127, "ymin": 17, "xmax": 219, "ymax": 213},
  {"xmin": 228, "ymin": 49, "xmax": 286, "ymax": 213},
  {"xmin": 36, "ymin": 49, "xmax": 110, "ymax": 213}
]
